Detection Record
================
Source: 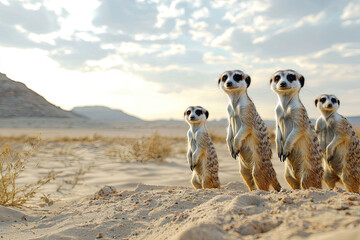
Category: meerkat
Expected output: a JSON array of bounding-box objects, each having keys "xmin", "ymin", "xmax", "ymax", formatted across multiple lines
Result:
[
  {"xmin": 184, "ymin": 106, "xmax": 220, "ymax": 189},
  {"xmin": 315, "ymin": 94, "xmax": 360, "ymax": 193},
  {"xmin": 270, "ymin": 69, "xmax": 323, "ymax": 189},
  {"xmin": 218, "ymin": 70, "xmax": 281, "ymax": 192}
]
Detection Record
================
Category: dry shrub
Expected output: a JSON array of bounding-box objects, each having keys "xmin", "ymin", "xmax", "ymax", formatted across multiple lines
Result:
[
  {"xmin": 0, "ymin": 138, "xmax": 56, "ymax": 206},
  {"xmin": 355, "ymin": 127, "xmax": 360, "ymax": 138},
  {"xmin": 120, "ymin": 132, "xmax": 172, "ymax": 163},
  {"xmin": 209, "ymin": 131, "xmax": 225, "ymax": 143}
]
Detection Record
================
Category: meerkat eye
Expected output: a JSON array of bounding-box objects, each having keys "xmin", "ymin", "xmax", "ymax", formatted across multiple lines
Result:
[
  {"xmin": 274, "ymin": 75, "xmax": 280, "ymax": 82},
  {"xmin": 186, "ymin": 110, "xmax": 191, "ymax": 115},
  {"xmin": 320, "ymin": 98, "xmax": 326, "ymax": 103},
  {"xmin": 222, "ymin": 75, "xmax": 228, "ymax": 82},
  {"xmin": 287, "ymin": 74, "xmax": 296, "ymax": 82},
  {"xmin": 233, "ymin": 74, "xmax": 242, "ymax": 82},
  {"xmin": 331, "ymin": 98, "xmax": 337, "ymax": 104},
  {"xmin": 195, "ymin": 110, "xmax": 202, "ymax": 116}
]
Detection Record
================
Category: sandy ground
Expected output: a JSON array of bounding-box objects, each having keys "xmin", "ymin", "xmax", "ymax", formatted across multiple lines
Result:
[{"xmin": 0, "ymin": 123, "xmax": 360, "ymax": 240}]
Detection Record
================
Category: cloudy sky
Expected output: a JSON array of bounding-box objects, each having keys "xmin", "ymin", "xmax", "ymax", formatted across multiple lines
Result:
[{"xmin": 0, "ymin": 0, "xmax": 359, "ymax": 120}]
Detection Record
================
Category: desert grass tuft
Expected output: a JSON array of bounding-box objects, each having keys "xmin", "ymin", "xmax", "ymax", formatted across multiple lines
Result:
[
  {"xmin": 117, "ymin": 132, "xmax": 172, "ymax": 163},
  {"xmin": 0, "ymin": 137, "xmax": 56, "ymax": 206}
]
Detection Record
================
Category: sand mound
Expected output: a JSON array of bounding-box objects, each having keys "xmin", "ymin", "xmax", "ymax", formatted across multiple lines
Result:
[{"xmin": 1, "ymin": 182, "xmax": 359, "ymax": 240}]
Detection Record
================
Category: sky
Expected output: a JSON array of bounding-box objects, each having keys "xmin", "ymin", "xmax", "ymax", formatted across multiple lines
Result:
[{"xmin": 0, "ymin": 0, "xmax": 359, "ymax": 120}]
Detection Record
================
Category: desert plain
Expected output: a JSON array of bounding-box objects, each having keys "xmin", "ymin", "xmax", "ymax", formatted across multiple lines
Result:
[{"xmin": 0, "ymin": 120, "xmax": 360, "ymax": 240}]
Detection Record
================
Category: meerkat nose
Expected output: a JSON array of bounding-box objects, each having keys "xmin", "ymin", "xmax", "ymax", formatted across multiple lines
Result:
[
  {"xmin": 328, "ymin": 104, "xmax": 332, "ymax": 108},
  {"xmin": 280, "ymin": 82, "xmax": 287, "ymax": 88},
  {"xmin": 226, "ymin": 82, "xmax": 233, "ymax": 87},
  {"xmin": 190, "ymin": 116, "xmax": 195, "ymax": 120}
]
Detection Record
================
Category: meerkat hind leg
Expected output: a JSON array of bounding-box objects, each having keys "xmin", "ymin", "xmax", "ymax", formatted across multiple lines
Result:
[
  {"xmin": 191, "ymin": 172, "xmax": 202, "ymax": 189},
  {"xmin": 202, "ymin": 175, "xmax": 220, "ymax": 189},
  {"xmin": 252, "ymin": 166, "xmax": 270, "ymax": 191},
  {"xmin": 239, "ymin": 161, "xmax": 257, "ymax": 191},
  {"xmin": 323, "ymin": 169, "xmax": 340, "ymax": 190},
  {"xmin": 284, "ymin": 166, "xmax": 301, "ymax": 189},
  {"xmin": 342, "ymin": 172, "xmax": 360, "ymax": 194}
]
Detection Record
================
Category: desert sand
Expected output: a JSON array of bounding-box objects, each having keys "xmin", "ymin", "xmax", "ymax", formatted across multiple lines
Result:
[{"xmin": 0, "ymin": 122, "xmax": 359, "ymax": 240}]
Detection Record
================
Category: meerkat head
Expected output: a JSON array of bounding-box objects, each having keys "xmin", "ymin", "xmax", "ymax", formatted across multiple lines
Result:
[
  {"xmin": 218, "ymin": 70, "xmax": 251, "ymax": 94},
  {"xmin": 184, "ymin": 106, "xmax": 209, "ymax": 125},
  {"xmin": 270, "ymin": 69, "xmax": 304, "ymax": 94},
  {"xmin": 315, "ymin": 94, "xmax": 340, "ymax": 114}
]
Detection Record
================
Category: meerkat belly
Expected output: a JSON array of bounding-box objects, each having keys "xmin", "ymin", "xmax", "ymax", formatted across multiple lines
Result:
[
  {"xmin": 279, "ymin": 115, "xmax": 293, "ymax": 143},
  {"xmin": 231, "ymin": 114, "xmax": 242, "ymax": 136},
  {"xmin": 321, "ymin": 126, "xmax": 335, "ymax": 152},
  {"xmin": 238, "ymin": 135, "xmax": 255, "ymax": 166},
  {"xmin": 329, "ymin": 143, "xmax": 346, "ymax": 175}
]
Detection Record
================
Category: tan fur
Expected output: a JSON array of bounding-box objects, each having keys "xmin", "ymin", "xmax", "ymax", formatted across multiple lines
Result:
[
  {"xmin": 185, "ymin": 106, "xmax": 220, "ymax": 189},
  {"xmin": 315, "ymin": 95, "xmax": 360, "ymax": 193},
  {"xmin": 219, "ymin": 70, "xmax": 281, "ymax": 192},
  {"xmin": 271, "ymin": 70, "xmax": 323, "ymax": 189}
]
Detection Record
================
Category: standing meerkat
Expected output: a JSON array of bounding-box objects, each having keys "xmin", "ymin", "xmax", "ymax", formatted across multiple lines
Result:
[
  {"xmin": 270, "ymin": 69, "xmax": 323, "ymax": 189},
  {"xmin": 219, "ymin": 70, "xmax": 281, "ymax": 192},
  {"xmin": 184, "ymin": 106, "xmax": 220, "ymax": 189},
  {"xmin": 315, "ymin": 94, "xmax": 360, "ymax": 193}
]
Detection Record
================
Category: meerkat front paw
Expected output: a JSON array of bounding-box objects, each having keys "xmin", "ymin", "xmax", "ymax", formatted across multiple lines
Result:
[
  {"xmin": 281, "ymin": 152, "xmax": 289, "ymax": 162},
  {"xmin": 276, "ymin": 144, "xmax": 284, "ymax": 161},
  {"xmin": 190, "ymin": 163, "xmax": 196, "ymax": 171},
  {"xmin": 325, "ymin": 147, "xmax": 332, "ymax": 162}
]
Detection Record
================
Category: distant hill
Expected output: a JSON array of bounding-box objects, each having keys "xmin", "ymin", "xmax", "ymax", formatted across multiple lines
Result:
[
  {"xmin": 0, "ymin": 73, "xmax": 80, "ymax": 118},
  {"xmin": 72, "ymin": 106, "xmax": 143, "ymax": 122},
  {"xmin": 347, "ymin": 116, "xmax": 360, "ymax": 126}
]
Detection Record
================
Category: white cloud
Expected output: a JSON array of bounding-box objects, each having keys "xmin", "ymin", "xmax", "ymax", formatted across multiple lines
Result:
[
  {"xmin": 203, "ymin": 52, "xmax": 229, "ymax": 64},
  {"xmin": 156, "ymin": 44, "xmax": 186, "ymax": 57},
  {"xmin": 192, "ymin": 7, "xmax": 209, "ymax": 19},
  {"xmin": 155, "ymin": 1, "xmax": 184, "ymax": 28},
  {"xmin": 312, "ymin": 43, "xmax": 360, "ymax": 58},
  {"xmin": 210, "ymin": 27, "xmax": 235, "ymax": 49},
  {"xmin": 188, "ymin": 19, "xmax": 213, "ymax": 43},
  {"xmin": 341, "ymin": 1, "xmax": 360, "ymax": 26},
  {"xmin": 295, "ymin": 11, "xmax": 326, "ymax": 28},
  {"xmin": 74, "ymin": 32, "xmax": 100, "ymax": 42}
]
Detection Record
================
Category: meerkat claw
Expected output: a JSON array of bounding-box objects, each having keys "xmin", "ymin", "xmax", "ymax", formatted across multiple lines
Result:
[
  {"xmin": 327, "ymin": 155, "xmax": 334, "ymax": 163},
  {"xmin": 282, "ymin": 153, "xmax": 289, "ymax": 162}
]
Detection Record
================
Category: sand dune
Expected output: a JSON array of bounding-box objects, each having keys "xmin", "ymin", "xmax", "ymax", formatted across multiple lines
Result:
[{"xmin": 0, "ymin": 127, "xmax": 359, "ymax": 240}]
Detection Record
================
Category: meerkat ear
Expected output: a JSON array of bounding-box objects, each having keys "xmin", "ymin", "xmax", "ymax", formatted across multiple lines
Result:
[
  {"xmin": 338, "ymin": 99, "xmax": 340, "ymax": 105},
  {"xmin": 205, "ymin": 110, "xmax": 209, "ymax": 119},
  {"xmin": 270, "ymin": 77, "xmax": 273, "ymax": 85},
  {"xmin": 315, "ymin": 99, "xmax": 318, "ymax": 107},
  {"xmin": 218, "ymin": 78, "xmax": 221, "ymax": 85},
  {"xmin": 245, "ymin": 76, "xmax": 251, "ymax": 88},
  {"xmin": 299, "ymin": 76, "xmax": 305, "ymax": 88}
]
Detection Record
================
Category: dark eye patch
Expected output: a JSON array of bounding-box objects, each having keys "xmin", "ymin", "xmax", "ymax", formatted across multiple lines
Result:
[
  {"xmin": 331, "ymin": 98, "xmax": 337, "ymax": 104},
  {"xmin": 320, "ymin": 98, "xmax": 326, "ymax": 103},
  {"xmin": 195, "ymin": 110, "xmax": 202, "ymax": 116},
  {"xmin": 287, "ymin": 74, "xmax": 296, "ymax": 82},
  {"xmin": 186, "ymin": 110, "xmax": 191, "ymax": 115},
  {"xmin": 222, "ymin": 75, "xmax": 228, "ymax": 82},
  {"xmin": 274, "ymin": 75, "xmax": 280, "ymax": 82},
  {"xmin": 233, "ymin": 74, "xmax": 242, "ymax": 82}
]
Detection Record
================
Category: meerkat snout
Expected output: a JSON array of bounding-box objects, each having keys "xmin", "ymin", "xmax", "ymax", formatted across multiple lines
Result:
[
  {"xmin": 315, "ymin": 95, "xmax": 340, "ymax": 112},
  {"xmin": 270, "ymin": 69, "xmax": 304, "ymax": 93},
  {"xmin": 184, "ymin": 106, "xmax": 209, "ymax": 124},
  {"xmin": 218, "ymin": 70, "xmax": 251, "ymax": 92}
]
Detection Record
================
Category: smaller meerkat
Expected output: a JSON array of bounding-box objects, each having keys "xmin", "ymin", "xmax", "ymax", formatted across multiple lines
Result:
[
  {"xmin": 270, "ymin": 69, "xmax": 323, "ymax": 189},
  {"xmin": 219, "ymin": 70, "xmax": 281, "ymax": 192},
  {"xmin": 315, "ymin": 94, "xmax": 360, "ymax": 193},
  {"xmin": 184, "ymin": 106, "xmax": 220, "ymax": 189}
]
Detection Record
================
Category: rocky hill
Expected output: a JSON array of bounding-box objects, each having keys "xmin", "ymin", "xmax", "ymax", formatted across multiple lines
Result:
[
  {"xmin": 72, "ymin": 106, "xmax": 143, "ymax": 122},
  {"xmin": 0, "ymin": 73, "xmax": 80, "ymax": 118}
]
